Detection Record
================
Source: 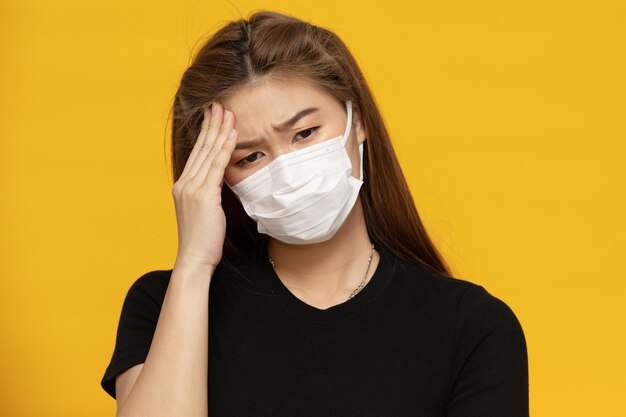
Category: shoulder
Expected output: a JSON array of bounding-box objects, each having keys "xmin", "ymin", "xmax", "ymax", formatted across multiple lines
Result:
[
  {"xmin": 391, "ymin": 257, "xmax": 476, "ymax": 304},
  {"xmin": 125, "ymin": 264, "xmax": 235, "ymax": 305},
  {"xmin": 451, "ymin": 281, "xmax": 526, "ymax": 353},
  {"xmin": 125, "ymin": 269, "xmax": 172, "ymax": 305},
  {"xmin": 392, "ymin": 258, "xmax": 528, "ymax": 376},
  {"xmin": 393, "ymin": 257, "xmax": 523, "ymax": 330},
  {"xmin": 132, "ymin": 269, "xmax": 172, "ymax": 289},
  {"xmin": 111, "ymin": 270, "xmax": 174, "ymax": 322}
]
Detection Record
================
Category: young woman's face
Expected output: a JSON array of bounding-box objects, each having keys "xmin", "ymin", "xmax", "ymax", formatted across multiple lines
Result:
[{"xmin": 220, "ymin": 77, "xmax": 367, "ymax": 188}]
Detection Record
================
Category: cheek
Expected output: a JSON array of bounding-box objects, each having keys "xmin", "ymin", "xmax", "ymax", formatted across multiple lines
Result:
[
  {"xmin": 223, "ymin": 166, "xmax": 237, "ymax": 188},
  {"xmin": 223, "ymin": 165, "xmax": 250, "ymax": 189}
]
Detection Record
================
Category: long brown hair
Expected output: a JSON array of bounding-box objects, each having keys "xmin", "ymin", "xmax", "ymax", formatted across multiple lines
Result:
[{"xmin": 169, "ymin": 10, "xmax": 452, "ymax": 277}]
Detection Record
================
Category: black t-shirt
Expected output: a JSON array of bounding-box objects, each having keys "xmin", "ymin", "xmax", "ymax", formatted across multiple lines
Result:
[{"xmin": 101, "ymin": 245, "xmax": 529, "ymax": 416}]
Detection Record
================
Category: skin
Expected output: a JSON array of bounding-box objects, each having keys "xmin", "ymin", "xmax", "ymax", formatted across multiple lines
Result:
[{"xmin": 220, "ymin": 75, "xmax": 380, "ymax": 309}]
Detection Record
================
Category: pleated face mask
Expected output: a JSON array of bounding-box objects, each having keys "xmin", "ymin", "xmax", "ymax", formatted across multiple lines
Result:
[{"xmin": 225, "ymin": 99, "xmax": 364, "ymax": 244}]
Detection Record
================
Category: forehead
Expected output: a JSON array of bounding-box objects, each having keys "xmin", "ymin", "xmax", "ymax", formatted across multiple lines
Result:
[{"xmin": 219, "ymin": 76, "xmax": 340, "ymax": 126}]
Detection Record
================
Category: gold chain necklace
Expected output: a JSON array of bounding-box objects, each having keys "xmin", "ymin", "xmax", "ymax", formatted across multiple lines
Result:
[{"xmin": 268, "ymin": 243, "xmax": 376, "ymax": 300}]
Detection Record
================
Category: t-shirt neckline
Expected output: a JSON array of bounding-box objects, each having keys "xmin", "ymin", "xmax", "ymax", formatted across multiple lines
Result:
[{"xmin": 258, "ymin": 243, "xmax": 396, "ymax": 324}]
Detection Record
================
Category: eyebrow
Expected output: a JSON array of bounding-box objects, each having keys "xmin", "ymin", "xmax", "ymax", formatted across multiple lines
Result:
[{"xmin": 235, "ymin": 107, "xmax": 319, "ymax": 150}]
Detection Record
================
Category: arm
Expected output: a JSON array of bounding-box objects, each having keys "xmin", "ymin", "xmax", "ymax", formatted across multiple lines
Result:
[
  {"xmin": 111, "ymin": 99, "xmax": 236, "ymax": 416},
  {"xmin": 116, "ymin": 262, "xmax": 214, "ymax": 417}
]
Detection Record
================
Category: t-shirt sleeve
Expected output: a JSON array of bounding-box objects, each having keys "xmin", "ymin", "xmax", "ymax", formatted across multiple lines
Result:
[
  {"xmin": 100, "ymin": 270, "xmax": 170, "ymax": 399},
  {"xmin": 446, "ymin": 284, "xmax": 529, "ymax": 417}
]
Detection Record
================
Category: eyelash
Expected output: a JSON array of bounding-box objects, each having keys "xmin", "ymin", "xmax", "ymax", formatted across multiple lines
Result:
[{"xmin": 235, "ymin": 126, "xmax": 321, "ymax": 167}]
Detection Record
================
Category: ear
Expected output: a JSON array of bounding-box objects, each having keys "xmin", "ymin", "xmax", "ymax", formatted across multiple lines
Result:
[{"xmin": 352, "ymin": 109, "xmax": 368, "ymax": 146}]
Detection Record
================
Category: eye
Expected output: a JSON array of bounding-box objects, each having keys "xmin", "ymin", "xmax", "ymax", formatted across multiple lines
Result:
[
  {"xmin": 293, "ymin": 126, "xmax": 321, "ymax": 143},
  {"xmin": 235, "ymin": 152, "xmax": 263, "ymax": 167}
]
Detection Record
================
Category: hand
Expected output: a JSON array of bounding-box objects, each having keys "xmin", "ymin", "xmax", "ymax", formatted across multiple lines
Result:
[{"xmin": 171, "ymin": 101, "xmax": 238, "ymax": 271}]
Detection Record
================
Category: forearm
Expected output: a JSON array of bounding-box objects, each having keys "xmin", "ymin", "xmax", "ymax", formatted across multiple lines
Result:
[{"xmin": 118, "ymin": 263, "xmax": 214, "ymax": 417}]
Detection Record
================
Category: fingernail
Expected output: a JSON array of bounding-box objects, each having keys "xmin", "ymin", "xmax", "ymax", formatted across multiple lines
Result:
[{"xmin": 224, "ymin": 111, "xmax": 232, "ymax": 122}]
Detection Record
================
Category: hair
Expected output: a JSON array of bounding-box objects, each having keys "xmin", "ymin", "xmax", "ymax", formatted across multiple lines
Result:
[{"xmin": 168, "ymin": 10, "xmax": 452, "ymax": 278}]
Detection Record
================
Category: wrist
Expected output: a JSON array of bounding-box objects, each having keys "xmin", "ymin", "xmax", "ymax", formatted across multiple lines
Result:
[{"xmin": 173, "ymin": 258, "xmax": 217, "ymax": 279}]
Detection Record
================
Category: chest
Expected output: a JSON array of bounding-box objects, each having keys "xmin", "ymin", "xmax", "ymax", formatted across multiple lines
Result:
[{"xmin": 207, "ymin": 295, "xmax": 454, "ymax": 417}]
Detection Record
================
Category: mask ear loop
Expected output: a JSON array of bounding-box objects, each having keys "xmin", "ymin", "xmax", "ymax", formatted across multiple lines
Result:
[
  {"xmin": 341, "ymin": 100, "xmax": 353, "ymax": 147},
  {"xmin": 358, "ymin": 141, "xmax": 364, "ymax": 181},
  {"xmin": 342, "ymin": 100, "xmax": 364, "ymax": 182}
]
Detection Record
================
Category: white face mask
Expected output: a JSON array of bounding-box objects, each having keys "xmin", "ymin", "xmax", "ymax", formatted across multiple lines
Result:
[{"xmin": 225, "ymin": 100, "xmax": 364, "ymax": 244}]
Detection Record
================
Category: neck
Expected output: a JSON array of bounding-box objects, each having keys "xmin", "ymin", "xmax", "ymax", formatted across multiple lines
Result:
[{"xmin": 266, "ymin": 198, "xmax": 378, "ymax": 299}]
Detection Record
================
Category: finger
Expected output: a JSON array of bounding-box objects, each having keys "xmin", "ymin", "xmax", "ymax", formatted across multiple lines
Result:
[
  {"xmin": 202, "ymin": 128, "xmax": 238, "ymax": 190},
  {"xmin": 215, "ymin": 108, "xmax": 236, "ymax": 151},
  {"xmin": 179, "ymin": 106, "xmax": 211, "ymax": 181},
  {"xmin": 195, "ymin": 106, "xmax": 213, "ymax": 149},
  {"xmin": 192, "ymin": 110, "xmax": 235, "ymax": 186},
  {"xmin": 203, "ymin": 101, "xmax": 225, "ymax": 151},
  {"xmin": 186, "ymin": 103, "xmax": 226, "ymax": 180}
]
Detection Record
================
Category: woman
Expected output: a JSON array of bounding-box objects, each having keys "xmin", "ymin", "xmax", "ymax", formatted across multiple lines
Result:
[{"xmin": 101, "ymin": 10, "xmax": 529, "ymax": 417}]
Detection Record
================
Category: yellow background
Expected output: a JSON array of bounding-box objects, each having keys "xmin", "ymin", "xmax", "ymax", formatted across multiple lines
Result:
[{"xmin": 1, "ymin": 0, "xmax": 624, "ymax": 415}]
